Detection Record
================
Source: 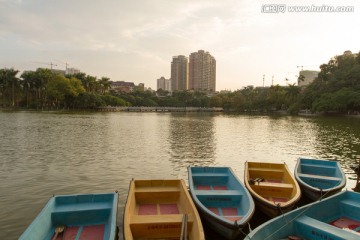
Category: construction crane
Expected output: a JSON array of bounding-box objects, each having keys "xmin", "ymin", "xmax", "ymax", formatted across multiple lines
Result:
[
  {"xmin": 54, "ymin": 60, "xmax": 70, "ymax": 71},
  {"xmin": 297, "ymin": 65, "xmax": 318, "ymax": 71},
  {"xmin": 33, "ymin": 62, "xmax": 58, "ymax": 69}
]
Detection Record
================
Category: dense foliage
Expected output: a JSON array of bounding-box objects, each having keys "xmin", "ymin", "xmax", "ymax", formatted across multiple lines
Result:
[{"xmin": 1, "ymin": 51, "xmax": 359, "ymax": 113}]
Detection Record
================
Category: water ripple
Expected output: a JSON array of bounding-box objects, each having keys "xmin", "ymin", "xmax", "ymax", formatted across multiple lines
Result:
[{"xmin": 1, "ymin": 112, "xmax": 360, "ymax": 239}]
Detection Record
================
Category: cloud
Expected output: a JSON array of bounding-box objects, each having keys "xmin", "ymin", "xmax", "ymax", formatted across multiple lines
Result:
[{"xmin": 1, "ymin": 0, "xmax": 360, "ymax": 90}]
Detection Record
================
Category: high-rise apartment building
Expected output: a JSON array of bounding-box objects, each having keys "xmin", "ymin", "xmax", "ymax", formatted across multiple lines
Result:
[
  {"xmin": 189, "ymin": 50, "xmax": 216, "ymax": 92},
  {"xmin": 157, "ymin": 76, "xmax": 171, "ymax": 91},
  {"xmin": 171, "ymin": 55, "xmax": 188, "ymax": 91}
]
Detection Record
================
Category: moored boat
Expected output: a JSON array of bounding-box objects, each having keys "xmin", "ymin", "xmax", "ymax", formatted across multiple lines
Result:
[
  {"xmin": 123, "ymin": 179, "xmax": 205, "ymax": 240},
  {"xmin": 19, "ymin": 192, "xmax": 119, "ymax": 240},
  {"xmin": 245, "ymin": 190, "xmax": 360, "ymax": 240},
  {"xmin": 188, "ymin": 166, "xmax": 255, "ymax": 239},
  {"xmin": 244, "ymin": 162, "xmax": 301, "ymax": 218},
  {"xmin": 295, "ymin": 157, "xmax": 346, "ymax": 201}
]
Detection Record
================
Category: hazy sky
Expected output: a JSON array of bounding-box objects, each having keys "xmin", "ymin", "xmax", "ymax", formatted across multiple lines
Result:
[{"xmin": 1, "ymin": 0, "xmax": 359, "ymax": 91}]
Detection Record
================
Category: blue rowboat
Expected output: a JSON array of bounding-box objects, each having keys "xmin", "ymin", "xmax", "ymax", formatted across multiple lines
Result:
[
  {"xmin": 245, "ymin": 190, "xmax": 360, "ymax": 240},
  {"xmin": 295, "ymin": 157, "xmax": 346, "ymax": 201},
  {"xmin": 188, "ymin": 166, "xmax": 255, "ymax": 239},
  {"xmin": 19, "ymin": 192, "xmax": 118, "ymax": 240}
]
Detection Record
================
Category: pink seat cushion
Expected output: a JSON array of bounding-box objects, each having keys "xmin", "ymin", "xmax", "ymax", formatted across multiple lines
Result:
[
  {"xmin": 222, "ymin": 207, "xmax": 238, "ymax": 216},
  {"xmin": 196, "ymin": 185, "xmax": 211, "ymax": 190},
  {"xmin": 330, "ymin": 217, "xmax": 360, "ymax": 230},
  {"xmin": 62, "ymin": 226, "xmax": 79, "ymax": 240},
  {"xmin": 138, "ymin": 204, "xmax": 157, "ymax": 215},
  {"xmin": 79, "ymin": 224, "xmax": 105, "ymax": 240},
  {"xmin": 159, "ymin": 204, "xmax": 179, "ymax": 214},
  {"xmin": 213, "ymin": 186, "xmax": 228, "ymax": 190},
  {"xmin": 209, "ymin": 207, "xmax": 220, "ymax": 215}
]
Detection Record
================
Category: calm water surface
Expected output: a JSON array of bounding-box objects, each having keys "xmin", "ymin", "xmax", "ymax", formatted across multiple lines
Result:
[{"xmin": 1, "ymin": 111, "xmax": 360, "ymax": 239}]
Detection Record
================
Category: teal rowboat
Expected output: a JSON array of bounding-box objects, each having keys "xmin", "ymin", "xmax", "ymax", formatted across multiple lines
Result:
[
  {"xmin": 19, "ymin": 192, "xmax": 118, "ymax": 240},
  {"xmin": 295, "ymin": 157, "xmax": 346, "ymax": 201},
  {"xmin": 188, "ymin": 166, "xmax": 255, "ymax": 240},
  {"xmin": 245, "ymin": 191, "xmax": 360, "ymax": 240}
]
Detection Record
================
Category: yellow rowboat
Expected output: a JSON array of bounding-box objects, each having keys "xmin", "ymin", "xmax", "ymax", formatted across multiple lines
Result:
[
  {"xmin": 244, "ymin": 162, "xmax": 301, "ymax": 218},
  {"xmin": 123, "ymin": 179, "xmax": 205, "ymax": 240}
]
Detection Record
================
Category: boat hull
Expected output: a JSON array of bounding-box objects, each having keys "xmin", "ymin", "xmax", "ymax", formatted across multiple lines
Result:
[
  {"xmin": 19, "ymin": 192, "xmax": 119, "ymax": 240},
  {"xmin": 295, "ymin": 157, "xmax": 346, "ymax": 201},
  {"xmin": 244, "ymin": 162, "xmax": 301, "ymax": 218},
  {"xmin": 123, "ymin": 179, "xmax": 204, "ymax": 240},
  {"xmin": 188, "ymin": 167, "xmax": 255, "ymax": 239},
  {"xmin": 245, "ymin": 191, "xmax": 360, "ymax": 240}
]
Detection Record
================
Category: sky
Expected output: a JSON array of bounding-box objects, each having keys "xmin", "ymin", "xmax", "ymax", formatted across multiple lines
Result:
[{"xmin": 1, "ymin": 0, "xmax": 359, "ymax": 91}]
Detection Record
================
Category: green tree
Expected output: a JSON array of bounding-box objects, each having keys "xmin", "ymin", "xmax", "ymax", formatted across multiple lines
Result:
[
  {"xmin": 0, "ymin": 68, "xmax": 20, "ymax": 107},
  {"xmin": 45, "ymin": 75, "xmax": 85, "ymax": 108},
  {"xmin": 300, "ymin": 50, "xmax": 360, "ymax": 113},
  {"xmin": 267, "ymin": 85, "xmax": 286, "ymax": 110},
  {"xmin": 98, "ymin": 77, "xmax": 111, "ymax": 95}
]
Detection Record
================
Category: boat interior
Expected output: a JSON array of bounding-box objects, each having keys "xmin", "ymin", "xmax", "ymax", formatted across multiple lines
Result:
[
  {"xmin": 126, "ymin": 180, "xmax": 197, "ymax": 240},
  {"xmin": 298, "ymin": 159, "xmax": 343, "ymax": 188},
  {"xmin": 49, "ymin": 194, "xmax": 115, "ymax": 240},
  {"xmin": 191, "ymin": 168, "xmax": 246, "ymax": 222},
  {"xmin": 293, "ymin": 194, "xmax": 360, "ymax": 239},
  {"xmin": 247, "ymin": 162, "xmax": 296, "ymax": 204}
]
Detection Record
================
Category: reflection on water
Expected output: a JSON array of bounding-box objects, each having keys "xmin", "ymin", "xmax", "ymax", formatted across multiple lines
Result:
[
  {"xmin": 168, "ymin": 113, "xmax": 216, "ymax": 174},
  {"xmin": 0, "ymin": 112, "xmax": 360, "ymax": 239},
  {"xmin": 311, "ymin": 116, "xmax": 360, "ymax": 171}
]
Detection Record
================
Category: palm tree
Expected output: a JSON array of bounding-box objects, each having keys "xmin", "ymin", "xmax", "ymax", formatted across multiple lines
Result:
[
  {"xmin": 86, "ymin": 75, "xmax": 97, "ymax": 93},
  {"xmin": 99, "ymin": 77, "xmax": 111, "ymax": 95},
  {"xmin": 0, "ymin": 68, "xmax": 20, "ymax": 107}
]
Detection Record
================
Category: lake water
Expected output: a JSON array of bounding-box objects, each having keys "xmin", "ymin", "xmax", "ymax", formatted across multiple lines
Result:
[{"xmin": 1, "ymin": 111, "xmax": 360, "ymax": 239}]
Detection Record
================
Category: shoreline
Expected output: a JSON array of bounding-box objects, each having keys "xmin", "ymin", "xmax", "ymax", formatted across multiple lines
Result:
[{"xmin": 2, "ymin": 107, "xmax": 360, "ymax": 118}]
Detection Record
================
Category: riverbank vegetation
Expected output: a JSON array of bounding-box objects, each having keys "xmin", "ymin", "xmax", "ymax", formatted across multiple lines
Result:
[{"xmin": 1, "ymin": 51, "xmax": 359, "ymax": 114}]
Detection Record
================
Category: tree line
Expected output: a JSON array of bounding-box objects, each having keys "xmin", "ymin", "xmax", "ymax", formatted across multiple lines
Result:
[{"xmin": 1, "ymin": 50, "xmax": 360, "ymax": 114}]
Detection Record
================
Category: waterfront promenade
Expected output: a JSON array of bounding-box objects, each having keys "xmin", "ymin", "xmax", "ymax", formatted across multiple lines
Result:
[{"xmin": 97, "ymin": 106, "xmax": 223, "ymax": 112}]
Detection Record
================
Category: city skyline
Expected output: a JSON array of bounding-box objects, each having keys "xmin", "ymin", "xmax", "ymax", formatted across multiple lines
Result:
[{"xmin": 1, "ymin": 0, "xmax": 359, "ymax": 91}]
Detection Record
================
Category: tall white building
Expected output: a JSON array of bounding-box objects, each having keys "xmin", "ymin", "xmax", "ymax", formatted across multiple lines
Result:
[{"xmin": 157, "ymin": 76, "xmax": 171, "ymax": 91}]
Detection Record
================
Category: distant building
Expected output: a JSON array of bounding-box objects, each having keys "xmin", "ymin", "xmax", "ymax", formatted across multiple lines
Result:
[
  {"xmin": 189, "ymin": 50, "xmax": 216, "ymax": 92},
  {"xmin": 66, "ymin": 68, "xmax": 80, "ymax": 75},
  {"xmin": 171, "ymin": 55, "xmax": 188, "ymax": 91},
  {"xmin": 111, "ymin": 81, "xmax": 135, "ymax": 93},
  {"xmin": 157, "ymin": 77, "xmax": 171, "ymax": 91},
  {"xmin": 298, "ymin": 70, "xmax": 319, "ymax": 87},
  {"xmin": 135, "ymin": 83, "xmax": 145, "ymax": 91}
]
